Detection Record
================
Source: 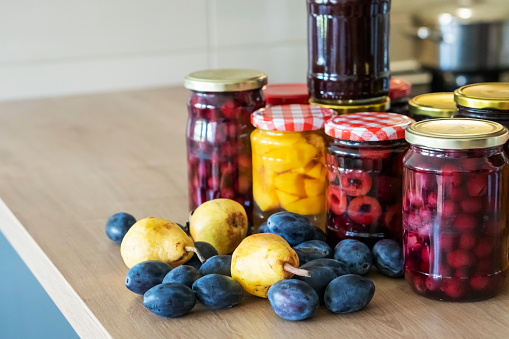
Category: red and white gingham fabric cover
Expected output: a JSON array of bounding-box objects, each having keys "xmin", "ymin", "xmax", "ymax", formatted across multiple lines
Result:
[
  {"xmin": 325, "ymin": 112, "xmax": 415, "ymax": 141},
  {"xmin": 251, "ymin": 104, "xmax": 335, "ymax": 131}
]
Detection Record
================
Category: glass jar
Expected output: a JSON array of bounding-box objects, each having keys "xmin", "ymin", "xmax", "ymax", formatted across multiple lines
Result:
[
  {"xmin": 324, "ymin": 112, "xmax": 414, "ymax": 247},
  {"xmin": 184, "ymin": 69, "xmax": 267, "ymax": 224},
  {"xmin": 454, "ymin": 83, "xmax": 509, "ymax": 153},
  {"xmin": 389, "ymin": 78, "xmax": 412, "ymax": 115},
  {"xmin": 403, "ymin": 118, "xmax": 509, "ymax": 301},
  {"xmin": 263, "ymin": 83, "xmax": 310, "ymax": 106},
  {"xmin": 310, "ymin": 97, "xmax": 390, "ymax": 115},
  {"xmin": 250, "ymin": 104, "xmax": 335, "ymax": 230},
  {"xmin": 307, "ymin": 0, "xmax": 391, "ymax": 103},
  {"xmin": 409, "ymin": 92, "xmax": 456, "ymax": 121}
]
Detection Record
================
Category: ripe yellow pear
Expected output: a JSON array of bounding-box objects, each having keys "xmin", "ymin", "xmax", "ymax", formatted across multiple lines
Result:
[
  {"xmin": 120, "ymin": 217, "xmax": 202, "ymax": 268},
  {"xmin": 231, "ymin": 233, "xmax": 309, "ymax": 298},
  {"xmin": 189, "ymin": 199, "xmax": 248, "ymax": 255}
]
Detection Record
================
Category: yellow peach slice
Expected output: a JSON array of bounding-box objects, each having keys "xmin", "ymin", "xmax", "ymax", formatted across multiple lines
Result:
[
  {"xmin": 276, "ymin": 190, "xmax": 300, "ymax": 208},
  {"xmin": 266, "ymin": 143, "xmax": 319, "ymax": 173},
  {"xmin": 274, "ymin": 172, "xmax": 306, "ymax": 197},
  {"xmin": 283, "ymin": 195, "xmax": 326, "ymax": 215},
  {"xmin": 303, "ymin": 178, "xmax": 327, "ymax": 197},
  {"xmin": 254, "ymin": 184, "xmax": 279, "ymax": 212},
  {"xmin": 305, "ymin": 161, "xmax": 326, "ymax": 179}
]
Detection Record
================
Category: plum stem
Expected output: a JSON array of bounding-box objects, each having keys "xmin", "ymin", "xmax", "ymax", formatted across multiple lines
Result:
[
  {"xmin": 185, "ymin": 246, "xmax": 206, "ymax": 263},
  {"xmin": 283, "ymin": 263, "xmax": 311, "ymax": 277}
]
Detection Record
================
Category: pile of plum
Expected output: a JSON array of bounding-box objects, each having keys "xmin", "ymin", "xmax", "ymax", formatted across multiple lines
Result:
[
  {"xmin": 403, "ymin": 150, "xmax": 509, "ymax": 301},
  {"xmin": 186, "ymin": 89, "xmax": 265, "ymax": 222},
  {"xmin": 325, "ymin": 140, "xmax": 408, "ymax": 247}
]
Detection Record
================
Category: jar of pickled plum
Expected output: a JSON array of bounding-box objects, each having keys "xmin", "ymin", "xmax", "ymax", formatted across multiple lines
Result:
[
  {"xmin": 324, "ymin": 112, "xmax": 414, "ymax": 247},
  {"xmin": 454, "ymin": 83, "xmax": 509, "ymax": 153},
  {"xmin": 184, "ymin": 69, "xmax": 267, "ymax": 223},
  {"xmin": 403, "ymin": 118, "xmax": 509, "ymax": 301},
  {"xmin": 309, "ymin": 97, "xmax": 390, "ymax": 115},
  {"xmin": 250, "ymin": 104, "xmax": 335, "ymax": 230},
  {"xmin": 409, "ymin": 92, "xmax": 456, "ymax": 121},
  {"xmin": 389, "ymin": 78, "xmax": 412, "ymax": 116},
  {"xmin": 307, "ymin": 0, "xmax": 391, "ymax": 103},
  {"xmin": 263, "ymin": 83, "xmax": 310, "ymax": 106}
]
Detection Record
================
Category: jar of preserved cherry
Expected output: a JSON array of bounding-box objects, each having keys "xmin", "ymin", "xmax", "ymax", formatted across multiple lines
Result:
[
  {"xmin": 403, "ymin": 118, "xmax": 509, "ymax": 301},
  {"xmin": 263, "ymin": 83, "xmax": 310, "ymax": 106},
  {"xmin": 454, "ymin": 83, "xmax": 509, "ymax": 153},
  {"xmin": 389, "ymin": 78, "xmax": 412, "ymax": 115},
  {"xmin": 184, "ymin": 69, "xmax": 267, "ymax": 223},
  {"xmin": 307, "ymin": 0, "xmax": 391, "ymax": 103},
  {"xmin": 250, "ymin": 104, "xmax": 335, "ymax": 230},
  {"xmin": 324, "ymin": 112, "xmax": 414, "ymax": 247},
  {"xmin": 409, "ymin": 92, "xmax": 456, "ymax": 121}
]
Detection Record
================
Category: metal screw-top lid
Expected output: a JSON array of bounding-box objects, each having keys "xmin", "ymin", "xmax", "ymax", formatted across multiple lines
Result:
[
  {"xmin": 409, "ymin": 92, "xmax": 457, "ymax": 118},
  {"xmin": 454, "ymin": 83, "xmax": 509, "ymax": 110},
  {"xmin": 405, "ymin": 118, "xmax": 508, "ymax": 149},
  {"xmin": 184, "ymin": 69, "xmax": 268, "ymax": 92}
]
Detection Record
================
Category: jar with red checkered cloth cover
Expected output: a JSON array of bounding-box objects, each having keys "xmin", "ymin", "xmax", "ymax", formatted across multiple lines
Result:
[
  {"xmin": 324, "ymin": 112, "xmax": 414, "ymax": 247},
  {"xmin": 250, "ymin": 104, "xmax": 336, "ymax": 231}
]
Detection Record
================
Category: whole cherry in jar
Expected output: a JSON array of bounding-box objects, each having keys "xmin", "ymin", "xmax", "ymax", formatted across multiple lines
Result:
[
  {"xmin": 403, "ymin": 118, "xmax": 509, "ymax": 301},
  {"xmin": 324, "ymin": 112, "xmax": 414, "ymax": 247},
  {"xmin": 184, "ymin": 69, "xmax": 267, "ymax": 224}
]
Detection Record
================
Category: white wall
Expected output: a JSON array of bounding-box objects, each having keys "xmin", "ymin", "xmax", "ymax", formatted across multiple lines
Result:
[{"xmin": 0, "ymin": 0, "xmax": 430, "ymax": 102}]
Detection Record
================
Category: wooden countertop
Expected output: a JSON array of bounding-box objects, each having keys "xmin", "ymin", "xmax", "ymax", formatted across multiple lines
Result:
[{"xmin": 0, "ymin": 86, "xmax": 508, "ymax": 339}]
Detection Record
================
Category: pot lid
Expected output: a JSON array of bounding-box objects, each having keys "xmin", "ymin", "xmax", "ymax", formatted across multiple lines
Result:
[{"xmin": 412, "ymin": 0, "xmax": 509, "ymax": 26}]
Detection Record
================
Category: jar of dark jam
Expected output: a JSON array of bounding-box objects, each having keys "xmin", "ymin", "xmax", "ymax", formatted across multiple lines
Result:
[
  {"xmin": 307, "ymin": 0, "xmax": 391, "ymax": 103},
  {"xmin": 409, "ymin": 92, "xmax": 456, "ymax": 121},
  {"xmin": 263, "ymin": 83, "xmax": 310, "ymax": 106},
  {"xmin": 389, "ymin": 78, "xmax": 412, "ymax": 115},
  {"xmin": 184, "ymin": 69, "xmax": 267, "ymax": 224},
  {"xmin": 454, "ymin": 83, "xmax": 509, "ymax": 153},
  {"xmin": 310, "ymin": 97, "xmax": 390, "ymax": 115},
  {"xmin": 403, "ymin": 118, "xmax": 509, "ymax": 301},
  {"xmin": 324, "ymin": 112, "xmax": 414, "ymax": 247}
]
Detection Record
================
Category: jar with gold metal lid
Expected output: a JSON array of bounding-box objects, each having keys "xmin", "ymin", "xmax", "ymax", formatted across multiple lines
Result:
[
  {"xmin": 403, "ymin": 118, "xmax": 509, "ymax": 301},
  {"xmin": 409, "ymin": 92, "xmax": 456, "ymax": 121},
  {"xmin": 454, "ymin": 83, "xmax": 509, "ymax": 153},
  {"xmin": 184, "ymin": 69, "xmax": 267, "ymax": 224}
]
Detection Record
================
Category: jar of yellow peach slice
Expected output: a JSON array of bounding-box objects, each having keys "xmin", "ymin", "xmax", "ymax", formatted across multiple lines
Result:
[{"xmin": 250, "ymin": 104, "xmax": 335, "ymax": 231}]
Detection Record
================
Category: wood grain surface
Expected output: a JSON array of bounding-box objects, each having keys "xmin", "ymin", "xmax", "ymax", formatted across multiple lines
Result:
[{"xmin": 0, "ymin": 87, "xmax": 508, "ymax": 339}]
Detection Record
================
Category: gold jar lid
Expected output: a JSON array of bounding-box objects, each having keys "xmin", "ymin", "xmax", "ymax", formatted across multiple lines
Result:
[
  {"xmin": 454, "ymin": 83, "xmax": 509, "ymax": 110},
  {"xmin": 309, "ymin": 97, "xmax": 390, "ymax": 114},
  {"xmin": 405, "ymin": 118, "xmax": 508, "ymax": 149},
  {"xmin": 184, "ymin": 69, "xmax": 268, "ymax": 92},
  {"xmin": 409, "ymin": 92, "xmax": 456, "ymax": 118}
]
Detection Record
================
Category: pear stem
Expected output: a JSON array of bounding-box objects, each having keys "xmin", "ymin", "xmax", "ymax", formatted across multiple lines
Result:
[
  {"xmin": 283, "ymin": 263, "xmax": 311, "ymax": 277},
  {"xmin": 185, "ymin": 246, "xmax": 206, "ymax": 263}
]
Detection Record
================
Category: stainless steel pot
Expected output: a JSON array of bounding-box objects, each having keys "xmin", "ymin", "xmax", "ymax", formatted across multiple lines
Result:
[{"xmin": 410, "ymin": 0, "xmax": 509, "ymax": 72}]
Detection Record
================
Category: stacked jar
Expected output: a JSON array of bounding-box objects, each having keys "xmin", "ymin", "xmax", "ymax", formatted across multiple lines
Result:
[
  {"xmin": 409, "ymin": 92, "xmax": 457, "ymax": 121},
  {"xmin": 250, "ymin": 104, "xmax": 335, "ymax": 230},
  {"xmin": 324, "ymin": 112, "xmax": 414, "ymax": 247},
  {"xmin": 263, "ymin": 83, "xmax": 310, "ymax": 106},
  {"xmin": 184, "ymin": 69, "xmax": 267, "ymax": 224},
  {"xmin": 389, "ymin": 78, "xmax": 412, "ymax": 116},
  {"xmin": 403, "ymin": 118, "xmax": 509, "ymax": 301},
  {"xmin": 307, "ymin": 0, "xmax": 391, "ymax": 113}
]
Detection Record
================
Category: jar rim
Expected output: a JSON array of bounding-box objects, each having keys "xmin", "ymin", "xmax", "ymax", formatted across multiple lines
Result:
[{"xmin": 184, "ymin": 69, "xmax": 267, "ymax": 92}]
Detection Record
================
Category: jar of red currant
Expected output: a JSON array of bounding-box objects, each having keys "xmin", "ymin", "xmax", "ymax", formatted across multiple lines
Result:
[
  {"xmin": 307, "ymin": 0, "xmax": 391, "ymax": 103},
  {"xmin": 324, "ymin": 112, "xmax": 414, "ymax": 247},
  {"xmin": 409, "ymin": 92, "xmax": 456, "ymax": 121},
  {"xmin": 389, "ymin": 78, "xmax": 412, "ymax": 116},
  {"xmin": 184, "ymin": 69, "xmax": 267, "ymax": 223},
  {"xmin": 250, "ymin": 104, "xmax": 335, "ymax": 230},
  {"xmin": 454, "ymin": 83, "xmax": 509, "ymax": 153},
  {"xmin": 403, "ymin": 118, "xmax": 509, "ymax": 301},
  {"xmin": 263, "ymin": 83, "xmax": 310, "ymax": 106}
]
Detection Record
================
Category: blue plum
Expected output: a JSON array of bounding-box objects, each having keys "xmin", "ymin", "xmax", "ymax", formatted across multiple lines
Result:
[
  {"xmin": 300, "ymin": 258, "xmax": 349, "ymax": 277},
  {"xmin": 192, "ymin": 274, "xmax": 243, "ymax": 309},
  {"xmin": 333, "ymin": 239, "xmax": 373, "ymax": 275},
  {"xmin": 266, "ymin": 212, "xmax": 315, "ymax": 246},
  {"xmin": 162, "ymin": 265, "xmax": 202, "ymax": 288},
  {"xmin": 186, "ymin": 241, "xmax": 218, "ymax": 269},
  {"xmin": 199, "ymin": 255, "xmax": 232, "ymax": 276},
  {"xmin": 324, "ymin": 274, "xmax": 375, "ymax": 314},
  {"xmin": 105, "ymin": 212, "xmax": 136, "ymax": 243},
  {"xmin": 268, "ymin": 279, "xmax": 319, "ymax": 321},
  {"xmin": 295, "ymin": 265, "xmax": 336, "ymax": 301},
  {"xmin": 143, "ymin": 283, "xmax": 196, "ymax": 318},
  {"xmin": 256, "ymin": 222, "xmax": 269, "ymax": 234},
  {"xmin": 372, "ymin": 239, "xmax": 404, "ymax": 278},
  {"xmin": 294, "ymin": 240, "xmax": 333, "ymax": 264},
  {"xmin": 125, "ymin": 260, "xmax": 172, "ymax": 295}
]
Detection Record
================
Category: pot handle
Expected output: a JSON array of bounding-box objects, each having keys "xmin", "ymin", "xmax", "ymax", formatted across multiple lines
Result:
[{"xmin": 403, "ymin": 26, "xmax": 443, "ymax": 42}]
